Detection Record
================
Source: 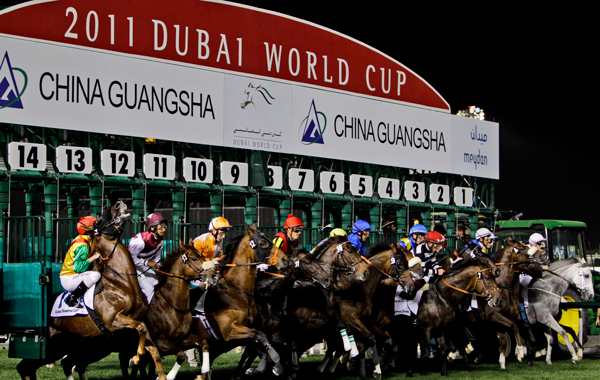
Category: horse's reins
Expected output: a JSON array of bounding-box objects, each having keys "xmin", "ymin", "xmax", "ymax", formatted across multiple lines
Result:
[
  {"xmin": 441, "ymin": 267, "xmax": 498, "ymax": 299},
  {"xmin": 361, "ymin": 254, "xmax": 410, "ymax": 285}
]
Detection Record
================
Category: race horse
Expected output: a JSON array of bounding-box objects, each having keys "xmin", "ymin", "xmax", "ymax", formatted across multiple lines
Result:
[
  {"xmin": 476, "ymin": 238, "xmax": 545, "ymax": 368},
  {"xmin": 186, "ymin": 226, "xmax": 290, "ymax": 377},
  {"xmin": 60, "ymin": 241, "xmax": 219, "ymax": 380},
  {"xmin": 232, "ymin": 248, "xmax": 339, "ymax": 379},
  {"xmin": 319, "ymin": 242, "xmax": 421, "ymax": 380},
  {"xmin": 16, "ymin": 201, "xmax": 169, "ymax": 380},
  {"xmin": 284, "ymin": 236, "xmax": 370, "ymax": 379},
  {"xmin": 526, "ymin": 257, "xmax": 594, "ymax": 365},
  {"xmin": 410, "ymin": 260, "xmax": 502, "ymax": 376}
]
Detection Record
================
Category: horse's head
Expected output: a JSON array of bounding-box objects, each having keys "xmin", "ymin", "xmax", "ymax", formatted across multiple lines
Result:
[
  {"xmin": 313, "ymin": 236, "xmax": 369, "ymax": 286},
  {"xmin": 246, "ymin": 225, "xmax": 289, "ymax": 270},
  {"xmin": 472, "ymin": 265, "xmax": 502, "ymax": 308},
  {"xmin": 293, "ymin": 250, "xmax": 333, "ymax": 289},
  {"xmin": 180, "ymin": 241, "xmax": 219, "ymax": 287},
  {"xmin": 94, "ymin": 201, "xmax": 131, "ymax": 238},
  {"xmin": 567, "ymin": 259, "xmax": 595, "ymax": 301},
  {"xmin": 458, "ymin": 245, "xmax": 500, "ymax": 277},
  {"xmin": 393, "ymin": 243, "xmax": 424, "ymax": 280}
]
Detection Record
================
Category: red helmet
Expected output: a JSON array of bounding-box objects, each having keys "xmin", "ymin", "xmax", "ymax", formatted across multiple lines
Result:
[
  {"xmin": 146, "ymin": 213, "xmax": 168, "ymax": 229},
  {"xmin": 77, "ymin": 216, "xmax": 96, "ymax": 235},
  {"xmin": 425, "ymin": 231, "xmax": 446, "ymax": 244},
  {"xmin": 284, "ymin": 214, "xmax": 304, "ymax": 230}
]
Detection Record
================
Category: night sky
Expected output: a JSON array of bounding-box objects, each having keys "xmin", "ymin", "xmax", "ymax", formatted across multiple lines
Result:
[{"xmin": 229, "ymin": 2, "xmax": 600, "ymax": 248}]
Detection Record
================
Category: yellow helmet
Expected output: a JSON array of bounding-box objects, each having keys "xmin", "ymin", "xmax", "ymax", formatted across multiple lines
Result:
[
  {"xmin": 209, "ymin": 217, "xmax": 232, "ymax": 232},
  {"xmin": 329, "ymin": 228, "xmax": 348, "ymax": 237}
]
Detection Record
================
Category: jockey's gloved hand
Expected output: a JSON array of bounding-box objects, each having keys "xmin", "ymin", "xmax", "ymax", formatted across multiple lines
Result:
[{"xmin": 257, "ymin": 264, "xmax": 270, "ymax": 272}]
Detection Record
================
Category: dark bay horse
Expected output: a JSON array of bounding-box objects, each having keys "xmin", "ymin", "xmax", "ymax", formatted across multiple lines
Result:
[
  {"xmin": 475, "ymin": 238, "xmax": 543, "ymax": 368},
  {"xmin": 412, "ymin": 262, "xmax": 502, "ymax": 376},
  {"xmin": 284, "ymin": 236, "xmax": 369, "ymax": 379},
  {"xmin": 190, "ymin": 225, "xmax": 290, "ymax": 375},
  {"xmin": 331, "ymin": 242, "xmax": 420, "ymax": 380},
  {"xmin": 60, "ymin": 241, "xmax": 219, "ymax": 380},
  {"xmin": 232, "ymin": 248, "xmax": 338, "ymax": 378},
  {"xmin": 16, "ymin": 201, "xmax": 168, "ymax": 380}
]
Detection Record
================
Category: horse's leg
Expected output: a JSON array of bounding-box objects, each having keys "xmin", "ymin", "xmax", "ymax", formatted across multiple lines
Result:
[
  {"xmin": 436, "ymin": 335, "xmax": 449, "ymax": 376},
  {"xmin": 560, "ymin": 324, "xmax": 584, "ymax": 359},
  {"xmin": 222, "ymin": 323, "xmax": 283, "ymax": 375},
  {"xmin": 497, "ymin": 332, "xmax": 507, "ymax": 370},
  {"xmin": 544, "ymin": 332, "xmax": 553, "ymax": 365},
  {"xmin": 540, "ymin": 317, "xmax": 579, "ymax": 364},
  {"xmin": 60, "ymin": 355, "xmax": 77, "ymax": 380},
  {"xmin": 316, "ymin": 341, "xmax": 333, "ymax": 373},
  {"xmin": 342, "ymin": 317, "xmax": 382, "ymax": 379}
]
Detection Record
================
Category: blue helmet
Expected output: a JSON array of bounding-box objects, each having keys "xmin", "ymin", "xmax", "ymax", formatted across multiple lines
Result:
[
  {"xmin": 409, "ymin": 223, "xmax": 427, "ymax": 235},
  {"xmin": 352, "ymin": 220, "xmax": 372, "ymax": 234}
]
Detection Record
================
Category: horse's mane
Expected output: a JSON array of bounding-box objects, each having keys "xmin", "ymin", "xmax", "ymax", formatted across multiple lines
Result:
[
  {"xmin": 550, "ymin": 257, "xmax": 581, "ymax": 270},
  {"xmin": 219, "ymin": 234, "xmax": 245, "ymax": 268},
  {"xmin": 312, "ymin": 236, "xmax": 343, "ymax": 258},
  {"xmin": 368, "ymin": 242, "xmax": 393, "ymax": 257},
  {"xmin": 158, "ymin": 244, "xmax": 193, "ymax": 274}
]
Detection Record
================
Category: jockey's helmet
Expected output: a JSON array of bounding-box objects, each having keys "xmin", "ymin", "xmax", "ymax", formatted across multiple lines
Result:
[
  {"xmin": 425, "ymin": 231, "xmax": 446, "ymax": 244},
  {"xmin": 352, "ymin": 220, "xmax": 372, "ymax": 234},
  {"xmin": 209, "ymin": 216, "xmax": 233, "ymax": 232},
  {"xmin": 409, "ymin": 222, "xmax": 428, "ymax": 235},
  {"xmin": 284, "ymin": 214, "xmax": 304, "ymax": 230},
  {"xmin": 146, "ymin": 213, "xmax": 169, "ymax": 229},
  {"xmin": 475, "ymin": 228, "xmax": 497, "ymax": 240},
  {"xmin": 529, "ymin": 233, "xmax": 546, "ymax": 247},
  {"xmin": 77, "ymin": 216, "xmax": 97, "ymax": 235},
  {"xmin": 330, "ymin": 228, "xmax": 348, "ymax": 237}
]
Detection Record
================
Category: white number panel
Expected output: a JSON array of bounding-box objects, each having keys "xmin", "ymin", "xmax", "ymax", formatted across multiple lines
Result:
[
  {"xmin": 289, "ymin": 168, "xmax": 314, "ymax": 192},
  {"xmin": 429, "ymin": 184, "xmax": 450, "ymax": 205},
  {"xmin": 377, "ymin": 178, "xmax": 400, "ymax": 200},
  {"xmin": 350, "ymin": 175, "xmax": 373, "ymax": 197},
  {"xmin": 320, "ymin": 171, "xmax": 344, "ymax": 194},
  {"xmin": 56, "ymin": 146, "xmax": 93, "ymax": 174},
  {"xmin": 143, "ymin": 154, "xmax": 176, "ymax": 180},
  {"xmin": 404, "ymin": 181, "xmax": 426, "ymax": 202},
  {"xmin": 265, "ymin": 165, "xmax": 283, "ymax": 189},
  {"xmin": 220, "ymin": 161, "xmax": 248, "ymax": 186},
  {"xmin": 7, "ymin": 142, "xmax": 47, "ymax": 171},
  {"xmin": 454, "ymin": 187, "xmax": 474, "ymax": 207},
  {"xmin": 100, "ymin": 149, "xmax": 135, "ymax": 177},
  {"xmin": 183, "ymin": 158, "xmax": 213, "ymax": 183}
]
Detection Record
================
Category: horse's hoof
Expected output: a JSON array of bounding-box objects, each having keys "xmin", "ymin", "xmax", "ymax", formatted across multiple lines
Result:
[
  {"xmin": 272, "ymin": 364, "xmax": 283, "ymax": 377},
  {"xmin": 527, "ymin": 360, "xmax": 533, "ymax": 367},
  {"xmin": 372, "ymin": 372, "xmax": 382, "ymax": 380},
  {"xmin": 406, "ymin": 370, "xmax": 413, "ymax": 378},
  {"xmin": 129, "ymin": 358, "xmax": 139, "ymax": 368}
]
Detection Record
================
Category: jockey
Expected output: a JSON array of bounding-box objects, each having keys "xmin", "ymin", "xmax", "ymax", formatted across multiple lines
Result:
[
  {"xmin": 193, "ymin": 216, "xmax": 233, "ymax": 263},
  {"xmin": 60, "ymin": 216, "xmax": 102, "ymax": 307},
  {"xmin": 348, "ymin": 220, "xmax": 372, "ymax": 256},
  {"xmin": 398, "ymin": 221, "xmax": 427, "ymax": 255},
  {"xmin": 417, "ymin": 231, "xmax": 447, "ymax": 283},
  {"xmin": 273, "ymin": 214, "xmax": 304, "ymax": 255},
  {"xmin": 520, "ymin": 232, "xmax": 548, "ymax": 311},
  {"xmin": 128, "ymin": 212, "xmax": 169, "ymax": 304},
  {"xmin": 473, "ymin": 227, "xmax": 497, "ymax": 254}
]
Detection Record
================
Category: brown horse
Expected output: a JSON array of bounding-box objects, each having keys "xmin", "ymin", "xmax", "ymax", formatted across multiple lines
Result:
[
  {"xmin": 285, "ymin": 236, "xmax": 370, "ymax": 379},
  {"xmin": 17, "ymin": 201, "xmax": 169, "ymax": 380},
  {"xmin": 412, "ymin": 262, "xmax": 502, "ymax": 376},
  {"xmin": 232, "ymin": 248, "xmax": 340, "ymax": 378},
  {"xmin": 189, "ymin": 225, "xmax": 290, "ymax": 375},
  {"xmin": 60, "ymin": 241, "xmax": 219, "ymax": 380},
  {"xmin": 477, "ymin": 238, "xmax": 543, "ymax": 368},
  {"xmin": 329, "ymin": 242, "xmax": 420, "ymax": 380}
]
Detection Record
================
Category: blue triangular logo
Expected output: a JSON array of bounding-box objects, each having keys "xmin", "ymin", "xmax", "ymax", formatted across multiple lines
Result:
[
  {"xmin": 300, "ymin": 100, "xmax": 325, "ymax": 145},
  {"xmin": 0, "ymin": 52, "xmax": 24, "ymax": 109}
]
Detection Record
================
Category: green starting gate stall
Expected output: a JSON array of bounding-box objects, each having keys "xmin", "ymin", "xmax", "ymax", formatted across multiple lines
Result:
[{"xmin": 0, "ymin": 0, "xmax": 499, "ymax": 359}]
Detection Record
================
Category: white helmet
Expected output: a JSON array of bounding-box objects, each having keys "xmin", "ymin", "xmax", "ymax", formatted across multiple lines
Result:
[
  {"xmin": 475, "ymin": 228, "xmax": 497, "ymax": 240},
  {"xmin": 529, "ymin": 233, "xmax": 546, "ymax": 247}
]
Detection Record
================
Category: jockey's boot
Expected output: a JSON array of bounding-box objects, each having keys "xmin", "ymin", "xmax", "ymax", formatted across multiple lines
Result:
[{"xmin": 65, "ymin": 282, "xmax": 89, "ymax": 307}]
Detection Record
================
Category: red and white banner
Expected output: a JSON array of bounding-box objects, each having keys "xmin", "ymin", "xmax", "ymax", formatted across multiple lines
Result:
[{"xmin": 0, "ymin": 0, "xmax": 499, "ymax": 178}]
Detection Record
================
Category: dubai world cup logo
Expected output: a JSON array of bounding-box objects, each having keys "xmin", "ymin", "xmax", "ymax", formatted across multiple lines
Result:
[
  {"xmin": 299, "ymin": 99, "xmax": 326, "ymax": 145},
  {"xmin": 0, "ymin": 51, "xmax": 27, "ymax": 110}
]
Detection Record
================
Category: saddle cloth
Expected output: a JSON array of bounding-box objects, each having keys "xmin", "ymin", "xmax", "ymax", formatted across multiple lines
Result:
[
  {"xmin": 394, "ymin": 285, "xmax": 423, "ymax": 316},
  {"xmin": 50, "ymin": 284, "xmax": 96, "ymax": 317},
  {"xmin": 192, "ymin": 291, "xmax": 219, "ymax": 340}
]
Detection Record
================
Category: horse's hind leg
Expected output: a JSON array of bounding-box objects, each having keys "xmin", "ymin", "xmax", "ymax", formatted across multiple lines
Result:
[{"xmin": 541, "ymin": 317, "xmax": 579, "ymax": 364}]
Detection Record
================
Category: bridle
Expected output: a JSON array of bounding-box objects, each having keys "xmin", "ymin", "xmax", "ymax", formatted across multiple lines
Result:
[{"xmin": 442, "ymin": 267, "xmax": 500, "ymax": 305}]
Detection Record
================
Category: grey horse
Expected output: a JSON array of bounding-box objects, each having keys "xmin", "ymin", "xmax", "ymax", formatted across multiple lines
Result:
[{"xmin": 526, "ymin": 257, "xmax": 594, "ymax": 364}]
